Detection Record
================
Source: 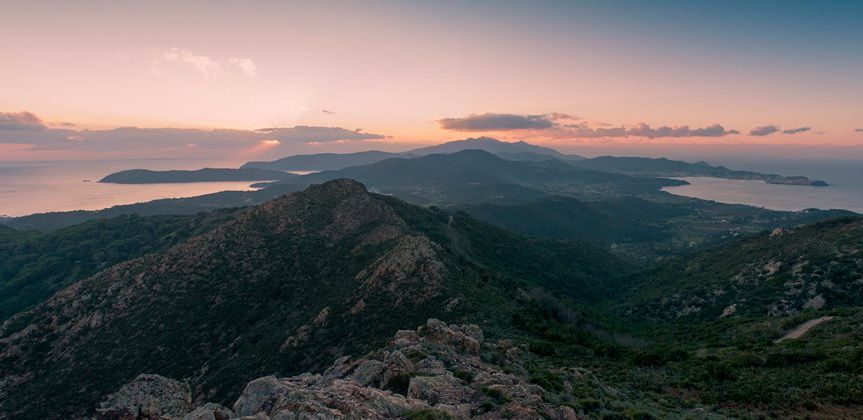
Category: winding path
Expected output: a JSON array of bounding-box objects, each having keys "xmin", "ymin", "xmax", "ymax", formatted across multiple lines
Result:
[{"xmin": 774, "ymin": 316, "xmax": 835, "ymax": 343}]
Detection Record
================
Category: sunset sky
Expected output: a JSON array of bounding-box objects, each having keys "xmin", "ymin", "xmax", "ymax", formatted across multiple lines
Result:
[{"xmin": 1, "ymin": 0, "xmax": 862, "ymax": 161}]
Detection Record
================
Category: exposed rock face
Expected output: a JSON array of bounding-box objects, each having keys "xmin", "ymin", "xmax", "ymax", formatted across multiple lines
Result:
[
  {"xmin": 95, "ymin": 374, "xmax": 192, "ymax": 419},
  {"xmin": 182, "ymin": 403, "xmax": 235, "ymax": 420},
  {"xmin": 95, "ymin": 320, "xmax": 579, "ymax": 419}
]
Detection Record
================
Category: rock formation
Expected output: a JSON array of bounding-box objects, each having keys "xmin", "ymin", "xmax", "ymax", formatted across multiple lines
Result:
[{"xmin": 96, "ymin": 320, "xmax": 580, "ymax": 419}]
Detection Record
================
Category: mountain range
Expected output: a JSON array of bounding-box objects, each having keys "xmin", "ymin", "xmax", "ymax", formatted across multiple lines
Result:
[
  {"xmin": 104, "ymin": 137, "xmax": 825, "ymax": 186},
  {"xmin": 253, "ymin": 149, "xmax": 680, "ymax": 204}
]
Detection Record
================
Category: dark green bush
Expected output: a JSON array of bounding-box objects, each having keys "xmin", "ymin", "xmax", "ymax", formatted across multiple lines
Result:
[
  {"xmin": 529, "ymin": 369, "xmax": 564, "ymax": 392},
  {"xmin": 529, "ymin": 340, "xmax": 557, "ymax": 356}
]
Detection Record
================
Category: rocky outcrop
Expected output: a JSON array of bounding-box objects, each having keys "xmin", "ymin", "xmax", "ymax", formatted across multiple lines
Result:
[
  {"xmin": 182, "ymin": 403, "xmax": 235, "ymax": 420},
  {"xmin": 95, "ymin": 374, "xmax": 192, "ymax": 419},
  {"xmin": 96, "ymin": 320, "xmax": 579, "ymax": 419}
]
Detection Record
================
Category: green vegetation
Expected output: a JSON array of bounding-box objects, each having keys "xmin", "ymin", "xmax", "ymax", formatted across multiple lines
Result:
[
  {"xmin": 625, "ymin": 217, "xmax": 863, "ymax": 321},
  {"xmin": 0, "ymin": 210, "xmax": 237, "ymax": 320},
  {"xmin": 0, "ymin": 180, "xmax": 630, "ymax": 418},
  {"xmin": 1, "ymin": 175, "xmax": 861, "ymax": 418}
]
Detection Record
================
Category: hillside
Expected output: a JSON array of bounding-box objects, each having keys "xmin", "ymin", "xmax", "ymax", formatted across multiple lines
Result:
[
  {"xmin": 99, "ymin": 168, "xmax": 294, "ymax": 184},
  {"xmin": 242, "ymin": 151, "xmax": 402, "ymax": 172},
  {"xmin": 624, "ymin": 217, "xmax": 863, "ymax": 321},
  {"xmin": 463, "ymin": 194, "xmax": 856, "ymax": 260},
  {"xmin": 462, "ymin": 196, "xmax": 691, "ymax": 245},
  {"xmin": 0, "ymin": 179, "xmax": 625, "ymax": 418},
  {"xmin": 0, "ymin": 210, "xmax": 238, "ymax": 320}
]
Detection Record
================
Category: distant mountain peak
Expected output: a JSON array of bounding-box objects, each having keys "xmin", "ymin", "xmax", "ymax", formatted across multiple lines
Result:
[
  {"xmin": 304, "ymin": 178, "xmax": 369, "ymax": 196},
  {"xmin": 458, "ymin": 136, "xmax": 505, "ymax": 143},
  {"xmin": 407, "ymin": 137, "xmax": 565, "ymax": 157}
]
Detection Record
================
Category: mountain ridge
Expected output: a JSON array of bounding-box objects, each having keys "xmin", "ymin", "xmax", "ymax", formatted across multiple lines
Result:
[
  {"xmin": 0, "ymin": 179, "xmax": 623, "ymax": 418},
  {"xmin": 254, "ymin": 149, "xmax": 681, "ymax": 205}
]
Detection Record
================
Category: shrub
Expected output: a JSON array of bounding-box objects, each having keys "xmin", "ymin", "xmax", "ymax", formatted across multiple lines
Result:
[
  {"xmin": 453, "ymin": 370, "xmax": 474, "ymax": 383},
  {"xmin": 481, "ymin": 386, "xmax": 511, "ymax": 404},
  {"xmin": 578, "ymin": 398, "xmax": 602, "ymax": 412},
  {"xmin": 702, "ymin": 362, "xmax": 735, "ymax": 381},
  {"xmin": 631, "ymin": 351, "xmax": 664, "ymax": 367},
  {"xmin": 405, "ymin": 408, "xmax": 452, "ymax": 420},
  {"xmin": 529, "ymin": 370, "xmax": 564, "ymax": 392},
  {"xmin": 405, "ymin": 348, "xmax": 427, "ymax": 363},
  {"xmin": 528, "ymin": 340, "xmax": 557, "ymax": 356}
]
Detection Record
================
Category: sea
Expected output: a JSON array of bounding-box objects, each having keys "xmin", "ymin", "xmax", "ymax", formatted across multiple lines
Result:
[
  {"xmin": 0, "ymin": 159, "xmax": 255, "ymax": 217},
  {"xmin": 0, "ymin": 157, "xmax": 861, "ymax": 218},
  {"xmin": 662, "ymin": 158, "xmax": 863, "ymax": 214}
]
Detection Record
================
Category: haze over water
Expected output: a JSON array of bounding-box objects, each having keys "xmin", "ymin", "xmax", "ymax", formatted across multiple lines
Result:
[
  {"xmin": 663, "ymin": 158, "xmax": 863, "ymax": 213},
  {"xmin": 0, "ymin": 159, "xmax": 255, "ymax": 217}
]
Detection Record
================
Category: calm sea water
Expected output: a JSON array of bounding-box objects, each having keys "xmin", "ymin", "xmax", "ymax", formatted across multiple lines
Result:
[
  {"xmin": 0, "ymin": 159, "xmax": 256, "ymax": 217},
  {"xmin": 663, "ymin": 158, "xmax": 863, "ymax": 214}
]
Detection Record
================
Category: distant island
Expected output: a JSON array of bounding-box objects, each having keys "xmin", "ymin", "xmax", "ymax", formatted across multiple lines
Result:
[
  {"xmin": 102, "ymin": 138, "xmax": 827, "ymax": 188},
  {"xmin": 99, "ymin": 168, "xmax": 296, "ymax": 184},
  {"xmin": 568, "ymin": 156, "xmax": 829, "ymax": 187}
]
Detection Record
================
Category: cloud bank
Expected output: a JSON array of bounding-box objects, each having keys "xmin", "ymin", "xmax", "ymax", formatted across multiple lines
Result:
[
  {"xmin": 438, "ymin": 112, "xmax": 739, "ymax": 139},
  {"xmin": 749, "ymin": 125, "xmax": 780, "ymax": 136},
  {"xmin": 0, "ymin": 111, "xmax": 46, "ymax": 131},
  {"xmin": 438, "ymin": 113, "xmax": 565, "ymax": 131},
  {"xmin": 0, "ymin": 111, "xmax": 385, "ymax": 156},
  {"xmin": 749, "ymin": 125, "xmax": 814, "ymax": 136},
  {"xmin": 782, "ymin": 127, "xmax": 811, "ymax": 135},
  {"xmin": 562, "ymin": 122, "xmax": 739, "ymax": 139}
]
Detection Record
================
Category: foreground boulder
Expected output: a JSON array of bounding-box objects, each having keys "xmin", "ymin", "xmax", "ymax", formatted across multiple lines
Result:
[
  {"xmin": 97, "ymin": 320, "xmax": 579, "ymax": 419},
  {"xmin": 96, "ymin": 374, "xmax": 192, "ymax": 419}
]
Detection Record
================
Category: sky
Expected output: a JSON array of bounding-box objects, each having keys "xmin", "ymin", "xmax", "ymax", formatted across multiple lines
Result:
[{"xmin": 1, "ymin": 0, "xmax": 862, "ymax": 161}]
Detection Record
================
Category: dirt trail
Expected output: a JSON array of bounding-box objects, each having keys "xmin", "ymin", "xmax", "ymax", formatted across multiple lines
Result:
[{"xmin": 774, "ymin": 316, "xmax": 835, "ymax": 343}]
